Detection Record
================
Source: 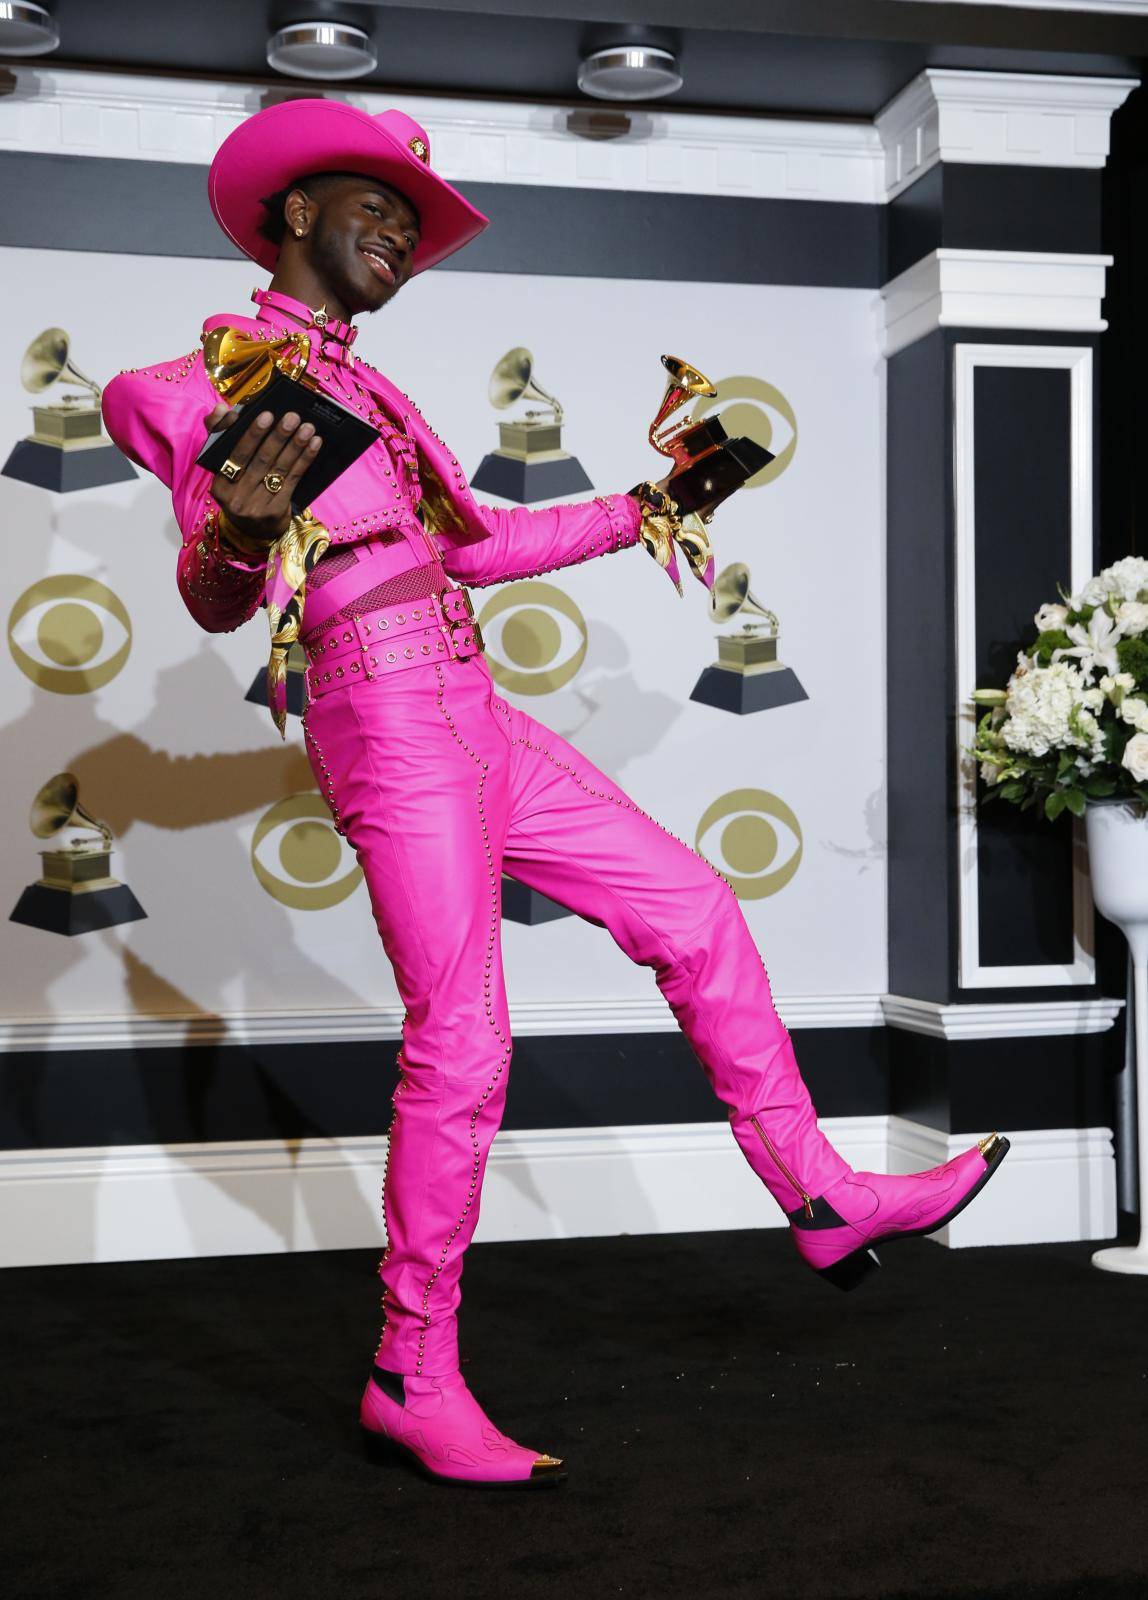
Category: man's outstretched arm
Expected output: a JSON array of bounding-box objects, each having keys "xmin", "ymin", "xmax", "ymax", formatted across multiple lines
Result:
[{"xmin": 439, "ymin": 491, "xmax": 643, "ymax": 589}]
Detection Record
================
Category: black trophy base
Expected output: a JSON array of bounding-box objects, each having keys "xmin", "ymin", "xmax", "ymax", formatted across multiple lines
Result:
[
  {"xmin": 690, "ymin": 665, "xmax": 809, "ymax": 715},
  {"xmin": 2, "ymin": 439, "xmax": 137, "ymax": 493},
  {"xmin": 246, "ymin": 666, "xmax": 307, "ymax": 719},
  {"xmin": 10, "ymin": 882, "xmax": 147, "ymax": 936},
  {"xmin": 501, "ymin": 875, "xmax": 572, "ymax": 925},
  {"xmin": 470, "ymin": 452, "xmax": 593, "ymax": 505}
]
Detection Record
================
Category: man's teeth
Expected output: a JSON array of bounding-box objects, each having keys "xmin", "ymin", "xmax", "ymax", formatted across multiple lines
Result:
[{"xmin": 363, "ymin": 248, "xmax": 395, "ymax": 280}]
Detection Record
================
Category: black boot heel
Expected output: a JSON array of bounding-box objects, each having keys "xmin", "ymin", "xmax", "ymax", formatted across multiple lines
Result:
[{"xmin": 818, "ymin": 1246, "xmax": 881, "ymax": 1292}]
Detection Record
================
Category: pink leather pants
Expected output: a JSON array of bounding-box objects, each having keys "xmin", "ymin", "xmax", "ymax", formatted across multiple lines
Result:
[{"xmin": 302, "ymin": 651, "xmax": 848, "ymax": 1377}]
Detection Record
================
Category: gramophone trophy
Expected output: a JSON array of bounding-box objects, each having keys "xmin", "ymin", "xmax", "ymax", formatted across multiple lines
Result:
[
  {"xmin": 9, "ymin": 774, "xmax": 146, "ymax": 936},
  {"xmin": 632, "ymin": 356, "xmax": 776, "ymax": 594},
  {"xmin": 690, "ymin": 562, "xmax": 808, "ymax": 715},
  {"xmin": 245, "ymin": 641, "xmax": 309, "ymax": 719},
  {"xmin": 470, "ymin": 347, "xmax": 593, "ymax": 504},
  {"xmin": 2, "ymin": 328, "xmax": 137, "ymax": 493}
]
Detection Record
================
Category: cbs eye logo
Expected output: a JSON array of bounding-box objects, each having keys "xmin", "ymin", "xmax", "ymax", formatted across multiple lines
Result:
[
  {"xmin": 8, "ymin": 575, "xmax": 132, "ymax": 694},
  {"xmin": 690, "ymin": 376, "xmax": 797, "ymax": 486},
  {"xmin": 476, "ymin": 581, "xmax": 587, "ymax": 695},
  {"xmin": 251, "ymin": 793, "xmax": 363, "ymax": 910},
  {"xmin": 695, "ymin": 788, "xmax": 803, "ymax": 900}
]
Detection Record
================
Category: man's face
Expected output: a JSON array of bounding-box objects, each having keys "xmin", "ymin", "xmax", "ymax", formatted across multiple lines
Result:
[{"xmin": 301, "ymin": 176, "xmax": 421, "ymax": 314}]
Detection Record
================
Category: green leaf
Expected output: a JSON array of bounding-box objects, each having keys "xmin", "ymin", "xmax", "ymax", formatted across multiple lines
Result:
[
  {"xmin": 1085, "ymin": 777, "xmax": 1118, "ymax": 798},
  {"xmin": 1045, "ymin": 791, "xmax": 1069, "ymax": 821},
  {"xmin": 999, "ymin": 781, "xmax": 1028, "ymax": 802},
  {"xmin": 1065, "ymin": 788, "xmax": 1086, "ymax": 817},
  {"xmin": 1034, "ymin": 628, "xmax": 1073, "ymax": 665}
]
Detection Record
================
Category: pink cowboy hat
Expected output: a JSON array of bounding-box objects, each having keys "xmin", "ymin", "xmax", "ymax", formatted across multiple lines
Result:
[{"xmin": 208, "ymin": 99, "xmax": 489, "ymax": 275}]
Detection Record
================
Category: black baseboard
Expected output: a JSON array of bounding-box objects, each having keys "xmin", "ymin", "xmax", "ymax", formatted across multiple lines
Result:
[{"xmin": 0, "ymin": 1017, "xmax": 1125, "ymax": 1151}]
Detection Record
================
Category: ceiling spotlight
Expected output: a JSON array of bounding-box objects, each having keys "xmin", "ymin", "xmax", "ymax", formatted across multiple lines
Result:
[
  {"xmin": 266, "ymin": 21, "xmax": 378, "ymax": 82},
  {"xmin": 0, "ymin": 1, "xmax": 60, "ymax": 55},
  {"xmin": 577, "ymin": 46, "xmax": 682, "ymax": 103}
]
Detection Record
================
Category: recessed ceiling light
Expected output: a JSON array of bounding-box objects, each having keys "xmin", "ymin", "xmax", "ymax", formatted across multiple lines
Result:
[
  {"xmin": 577, "ymin": 46, "xmax": 682, "ymax": 103},
  {"xmin": 0, "ymin": 1, "xmax": 60, "ymax": 55},
  {"xmin": 266, "ymin": 21, "xmax": 378, "ymax": 82}
]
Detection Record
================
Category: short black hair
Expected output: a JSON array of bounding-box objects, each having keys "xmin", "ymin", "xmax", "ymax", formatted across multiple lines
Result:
[{"xmin": 257, "ymin": 171, "xmax": 420, "ymax": 247}]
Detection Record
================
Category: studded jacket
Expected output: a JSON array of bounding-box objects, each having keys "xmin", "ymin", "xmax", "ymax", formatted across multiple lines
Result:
[{"xmin": 101, "ymin": 290, "xmax": 643, "ymax": 635}]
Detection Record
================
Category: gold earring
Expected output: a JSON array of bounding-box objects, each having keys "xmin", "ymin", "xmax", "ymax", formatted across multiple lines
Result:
[{"xmin": 295, "ymin": 228, "xmax": 304, "ymax": 238}]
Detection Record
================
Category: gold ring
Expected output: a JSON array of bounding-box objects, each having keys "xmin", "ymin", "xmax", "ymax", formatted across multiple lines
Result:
[
  {"xmin": 264, "ymin": 473, "xmax": 285, "ymax": 494},
  {"xmin": 220, "ymin": 458, "xmax": 243, "ymax": 481}
]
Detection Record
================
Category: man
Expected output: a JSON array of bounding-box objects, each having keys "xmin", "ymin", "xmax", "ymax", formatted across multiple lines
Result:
[{"xmin": 102, "ymin": 100, "xmax": 1008, "ymax": 1490}]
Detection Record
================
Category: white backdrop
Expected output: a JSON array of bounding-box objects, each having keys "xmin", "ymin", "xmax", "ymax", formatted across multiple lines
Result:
[{"xmin": 0, "ymin": 245, "xmax": 887, "ymax": 1031}]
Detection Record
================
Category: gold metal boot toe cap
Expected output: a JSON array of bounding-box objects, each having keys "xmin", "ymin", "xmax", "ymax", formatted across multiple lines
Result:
[
  {"xmin": 530, "ymin": 1453, "xmax": 564, "ymax": 1478},
  {"xmin": 977, "ymin": 1132, "xmax": 1003, "ymax": 1162}
]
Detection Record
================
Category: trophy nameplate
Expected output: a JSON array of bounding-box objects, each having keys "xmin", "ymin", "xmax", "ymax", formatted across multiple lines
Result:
[
  {"xmin": 9, "ymin": 774, "xmax": 146, "ymax": 936},
  {"xmin": 471, "ymin": 346, "xmax": 592, "ymax": 504},
  {"xmin": 2, "ymin": 328, "xmax": 137, "ymax": 493},
  {"xmin": 690, "ymin": 563, "xmax": 808, "ymax": 716},
  {"xmin": 246, "ymin": 641, "xmax": 309, "ymax": 718},
  {"xmin": 501, "ymin": 875, "xmax": 573, "ymax": 925}
]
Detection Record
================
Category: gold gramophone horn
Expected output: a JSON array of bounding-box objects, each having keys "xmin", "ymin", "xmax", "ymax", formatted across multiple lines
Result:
[
  {"xmin": 650, "ymin": 353, "xmax": 717, "ymax": 455},
  {"xmin": 29, "ymin": 773, "xmax": 112, "ymax": 846},
  {"xmin": 201, "ymin": 325, "xmax": 311, "ymax": 403},
  {"xmin": 488, "ymin": 347, "xmax": 564, "ymax": 424},
  {"xmin": 20, "ymin": 328, "xmax": 102, "ymax": 401},
  {"xmin": 711, "ymin": 563, "xmax": 779, "ymax": 632}
]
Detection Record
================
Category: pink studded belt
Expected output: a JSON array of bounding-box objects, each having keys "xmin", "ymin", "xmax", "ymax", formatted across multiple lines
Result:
[{"xmin": 302, "ymin": 585, "xmax": 485, "ymax": 699}]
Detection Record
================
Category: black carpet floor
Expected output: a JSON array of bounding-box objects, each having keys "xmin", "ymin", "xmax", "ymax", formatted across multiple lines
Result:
[{"xmin": 2, "ymin": 1229, "xmax": 1147, "ymax": 1600}]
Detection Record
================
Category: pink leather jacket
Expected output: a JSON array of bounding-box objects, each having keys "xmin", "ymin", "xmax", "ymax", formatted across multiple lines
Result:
[{"xmin": 101, "ymin": 290, "xmax": 643, "ymax": 635}]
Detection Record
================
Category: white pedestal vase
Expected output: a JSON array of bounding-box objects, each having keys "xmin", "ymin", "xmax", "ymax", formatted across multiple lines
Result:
[{"xmin": 1086, "ymin": 800, "xmax": 1148, "ymax": 1275}]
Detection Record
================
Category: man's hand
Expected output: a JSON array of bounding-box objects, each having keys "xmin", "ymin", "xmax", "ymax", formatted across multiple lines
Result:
[{"xmin": 205, "ymin": 403, "xmax": 324, "ymax": 545}]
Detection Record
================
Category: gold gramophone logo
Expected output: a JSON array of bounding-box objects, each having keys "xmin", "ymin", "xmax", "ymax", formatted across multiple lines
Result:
[
  {"xmin": 2, "ymin": 328, "xmax": 136, "ymax": 493},
  {"xmin": 695, "ymin": 788, "xmax": 803, "ymax": 900},
  {"xmin": 688, "ymin": 376, "xmax": 797, "ymax": 488},
  {"xmin": 8, "ymin": 575, "xmax": 132, "ymax": 694},
  {"xmin": 469, "ymin": 347, "xmax": 593, "ymax": 504},
  {"xmin": 9, "ymin": 773, "xmax": 146, "ymax": 936},
  {"xmin": 476, "ymin": 581, "xmax": 588, "ymax": 695},
  {"xmin": 251, "ymin": 793, "xmax": 363, "ymax": 909},
  {"xmin": 690, "ymin": 562, "xmax": 808, "ymax": 715}
]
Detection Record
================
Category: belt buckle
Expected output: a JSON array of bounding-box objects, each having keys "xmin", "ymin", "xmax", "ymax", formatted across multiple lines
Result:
[{"xmin": 449, "ymin": 617, "xmax": 484, "ymax": 659}]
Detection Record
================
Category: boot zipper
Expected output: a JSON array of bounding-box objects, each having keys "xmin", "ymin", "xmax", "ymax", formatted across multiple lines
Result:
[{"xmin": 750, "ymin": 1115, "xmax": 814, "ymax": 1219}]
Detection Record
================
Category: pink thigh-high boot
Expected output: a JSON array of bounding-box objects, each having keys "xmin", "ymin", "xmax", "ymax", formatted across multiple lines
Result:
[
  {"xmin": 303, "ymin": 658, "xmax": 564, "ymax": 1487},
  {"xmin": 304, "ymin": 653, "xmax": 1006, "ymax": 1485},
  {"xmin": 485, "ymin": 686, "xmax": 1008, "ymax": 1294}
]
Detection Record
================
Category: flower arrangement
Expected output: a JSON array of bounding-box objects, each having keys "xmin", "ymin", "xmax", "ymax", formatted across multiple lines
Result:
[{"xmin": 971, "ymin": 556, "xmax": 1148, "ymax": 820}]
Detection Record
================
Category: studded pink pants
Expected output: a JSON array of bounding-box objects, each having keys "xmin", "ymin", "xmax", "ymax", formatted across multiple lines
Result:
[{"xmin": 302, "ymin": 652, "xmax": 848, "ymax": 1377}]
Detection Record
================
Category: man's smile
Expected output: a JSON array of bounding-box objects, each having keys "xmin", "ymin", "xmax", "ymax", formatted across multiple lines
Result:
[{"xmin": 359, "ymin": 243, "xmax": 399, "ymax": 285}]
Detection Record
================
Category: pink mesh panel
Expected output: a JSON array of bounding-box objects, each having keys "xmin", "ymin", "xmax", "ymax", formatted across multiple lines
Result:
[
  {"xmin": 306, "ymin": 561, "xmax": 448, "ymax": 639},
  {"xmin": 309, "ymin": 548, "xmax": 359, "ymax": 589}
]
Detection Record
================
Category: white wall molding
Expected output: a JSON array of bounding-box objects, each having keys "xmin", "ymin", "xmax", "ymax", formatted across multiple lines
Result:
[
  {"xmin": 876, "ymin": 68, "xmax": 1137, "ymax": 201},
  {"xmin": 882, "ymin": 993, "xmax": 1122, "ymax": 1038},
  {"xmin": 882, "ymin": 248, "xmax": 1111, "ymax": 357},
  {"xmin": 953, "ymin": 342, "xmax": 1097, "ymax": 988},
  {"xmin": 887, "ymin": 1117, "xmax": 1115, "ymax": 1247},
  {"xmin": 0, "ymin": 991, "xmax": 886, "ymax": 1053},
  {"xmin": 2, "ymin": 988, "xmax": 1125, "ymax": 1051},
  {"xmin": 0, "ymin": 1113, "xmax": 1114, "ymax": 1268},
  {"xmin": 0, "ymin": 66, "xmax": 885, "ymax": 205}
]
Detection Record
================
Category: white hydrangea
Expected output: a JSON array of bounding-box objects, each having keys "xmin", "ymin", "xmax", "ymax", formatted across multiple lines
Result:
[
  {"xmin": 1002, "ymin": 659, "xmax": 1094, "ymax": 758},
  {"xmin": 1120, "ymin": 697, "xmax": 1148, "ymax": 732},
  {"xmin": 1073, "ymin": 575, "xmax": 1111, "ymax": 608},
  {"xmin": 1100, "ymin": 556, "xmax": 1148, "ymax": 603}
]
